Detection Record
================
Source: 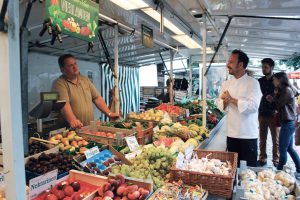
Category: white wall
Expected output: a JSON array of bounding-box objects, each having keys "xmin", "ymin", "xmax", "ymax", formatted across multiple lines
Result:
[{"xmin": 28, "ymin": 52, "xmax": 102, "ymax": 119}]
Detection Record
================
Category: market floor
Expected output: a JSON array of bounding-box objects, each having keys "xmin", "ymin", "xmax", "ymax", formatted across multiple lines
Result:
[{"xmin": 206, "ymin": 118, "xmax": 300, "ymax": 171}]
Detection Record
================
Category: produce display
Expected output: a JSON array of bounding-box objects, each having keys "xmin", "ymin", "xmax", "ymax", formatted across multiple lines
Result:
[
  {"xmin": 101, "ymin": 119, "xmax": 150, "ymax": 130},
  {"xmin": 176, "ymin": 154, "xmax": 232, "ymax": 176},
  {"xmin": 81, "ymin": 149, "xmax": 123, "ymax": 176},
  {"xmin": 34, "ymin": 177, "xmax": 98, "ymax": 200},
  {"xmin": 92, "ymin": 175, "xmax": 151, "ymax": 200},
  {"xmin": 27, "ymin": 141, "xmax": 50, "ymax": 156},
  {"xmin": 111, "ymin": 146, "xmax": 175, "ymax": 188},
  {"xmin": 128, "ymin": 109, "xmax": 164, "ymax": 121},
  {"xmin": 155, "ymin": 121, "xmax": 209, "ymax": 142},
  {"xmin": 176, "ymin": 100, "xmax": 224, "ymax": 129},
  {"xmin": 239, "ymin": 169, "xmax": 296, "ymax": 200},
  {"xmin": 25, "ymin": 152, "xmax": 73, "ymax": 175},
  {"xmin": 149, "ymin": 180, "xmax": 207, "ymax": 200},
  {"xmin": 48, "ymin": 130, "xmax": 89, "ymax": 153},
  {"xmin": 154, "ymin": 103, "xmax": 186, "ymax": 117}
]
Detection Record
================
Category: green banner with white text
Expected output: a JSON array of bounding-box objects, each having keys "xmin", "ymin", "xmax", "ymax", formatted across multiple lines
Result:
[{"xmin": 46, "ymin": 0, "xmax": 99, "ymax": 42}]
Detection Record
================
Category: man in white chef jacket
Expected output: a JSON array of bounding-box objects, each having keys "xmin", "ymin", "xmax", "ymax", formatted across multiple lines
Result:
[{"xmin": 217, "ymin": 49, "xmax": 262, "ymax": 167}]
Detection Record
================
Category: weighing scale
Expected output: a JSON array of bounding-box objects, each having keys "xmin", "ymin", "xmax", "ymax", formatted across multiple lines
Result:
[{"xmin": 29, "ymin": 92, "xmax": 66, "ymax": 133}]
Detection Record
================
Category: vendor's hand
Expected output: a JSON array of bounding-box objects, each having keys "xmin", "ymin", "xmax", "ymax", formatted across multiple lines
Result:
[
  {"xmin": 266, "ymin": 95, "xmax": 273, "ymax": 103},
  {"xmin": 70, "ymin": 119, "xmax": 83, "ymax": 129},
  {"xmin": 109, "ymin": 112, "xmax": 120, "ymax": 119}
]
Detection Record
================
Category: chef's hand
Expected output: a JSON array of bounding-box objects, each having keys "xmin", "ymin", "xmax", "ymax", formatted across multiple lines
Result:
[
  {"xmin": 266, "ymin": 95, "xmax": 273, "ymax": 103},
  {"xmin": 221, "ymin": 91, "xmax": 232, "ymax": 103},
  {"xmin": 70, "ymin": 119, "xmax": 83, "ymax": 129}
]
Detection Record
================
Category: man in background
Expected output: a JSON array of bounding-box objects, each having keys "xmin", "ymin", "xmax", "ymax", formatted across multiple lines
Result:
[{"xmin": 257, "ymin": 58, "xmax": 279, "ymax": 167}]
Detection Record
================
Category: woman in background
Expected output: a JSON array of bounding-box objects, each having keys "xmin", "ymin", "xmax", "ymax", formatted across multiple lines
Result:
[{"xmin": 266, "ymin": 72, "xmax": 300, "ymax": 173}]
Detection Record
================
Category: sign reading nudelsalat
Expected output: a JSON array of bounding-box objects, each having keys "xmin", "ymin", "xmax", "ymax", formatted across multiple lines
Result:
[{"xmin": 46, "ymin": 0, "xmax": 99, "ymax": 42}]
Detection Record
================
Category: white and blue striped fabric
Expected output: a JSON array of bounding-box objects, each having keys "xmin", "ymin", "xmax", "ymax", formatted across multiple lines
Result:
[{"xmin": 99, "ymin": 64, "xmax": 140, "ymax": 121}]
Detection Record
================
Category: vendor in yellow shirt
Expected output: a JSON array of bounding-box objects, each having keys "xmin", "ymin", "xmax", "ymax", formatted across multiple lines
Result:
[{"xmin": 52, "ymin": 54, "xmax": 119, "ymax": 128}]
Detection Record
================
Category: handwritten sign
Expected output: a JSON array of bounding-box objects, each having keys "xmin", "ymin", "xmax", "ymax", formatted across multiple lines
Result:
[
  {"xmin": 186, "ymin": 109, "xmax": 190, "ymax": 117},
  {"xmin": 84, "ymin": 146, "xmax": 99, "ymax": 160},
  {"xmin": 29, "ymin": 169, "xmax": 58, "ymax": 199},
  {"xmin": 125, "ymin": 136, "xmax": 140, "ymax": 152},
  {"xmin": 185, "ymin": 145, "xmax": 194, "ymax": 160}
]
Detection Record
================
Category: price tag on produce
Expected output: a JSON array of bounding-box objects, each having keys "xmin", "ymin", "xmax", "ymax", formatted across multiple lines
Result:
[
  {"xmin": 153, "ymin": 125, "xmax": 159, "ymax": 133},
  {"xmin": 125, "ymin": 136, "xmax": 140, "ymax": 152},
  {"xmin": 0, "ymin": 172, "xmax": 4, "ymax": 188},
  {"xmin": 29, "ymin": 169, "xmax": 58, "ymax": 199},
  {"xmin": 176, "ymin": 152, "xmax": 185, "ymax": 169},
  {"xmin": 125, "ymin": 149, "xmax": 142, "ymax": 160},
  {"xmin": 186, "ymin": 109, "xmax": 190, "ymax": 117},
  {"xmin": 185, "ymin": 145, "xmax": 194, "ymax": 160},
  {"xmin": 84, "ymin": 146, "xmax": 100, "ymax": 160}
]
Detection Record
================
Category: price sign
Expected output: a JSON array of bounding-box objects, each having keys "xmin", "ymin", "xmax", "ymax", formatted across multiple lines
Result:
[
  {"xmin": 176, "ymin": 152, "xmax": 185, "ymax": 169},
  {"xmin": 29, "ymin": 169, "xmax": 58, "ymax": 199},
  {"xmin": 84, "ymin": 146, "xmax": 100, "ymax": 160},
  {"xmin": 125, "ymin": 136, "xmax": 140, "ymax": 152},
  {"xmin": 186, "ymin": 109, "xmax": 190, "ymax": 117},
  {"xmin": 153, "ymin": 126, "xmax": 159, "ymax": 133}
]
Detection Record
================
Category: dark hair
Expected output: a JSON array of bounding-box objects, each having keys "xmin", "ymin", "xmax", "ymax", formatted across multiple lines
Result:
[
  {"xmin": 261, "ymin": 58, "xmax": 275, "ymax": 67},
  {"xmin": 231, "ymin": 49, "xmax": 249, "ymax": 68},
  {"xmin": 273, "ymin": 72, "xmax": 290, "ymax": 87},
  {"xmin": 58, "ymin": 54, "xmax": 75, "ymax": 68}
]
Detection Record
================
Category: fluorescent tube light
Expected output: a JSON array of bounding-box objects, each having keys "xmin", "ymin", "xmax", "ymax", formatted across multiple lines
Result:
[
  {"xmin": 110, "ymin": 0, "xmax": 149, "ymax": 10},
  {"xmin": 172, "ymin": 35, "xmax": 201, "ymax": 49},
  {"xmin": 142, "ymin": 8, "xmax": 184, "ymax": 35}
]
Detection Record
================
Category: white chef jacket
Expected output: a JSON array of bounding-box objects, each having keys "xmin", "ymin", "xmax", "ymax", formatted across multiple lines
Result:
[{"xmin": 217, "ymin": 74, "xmax": 262, "ymax": 139}]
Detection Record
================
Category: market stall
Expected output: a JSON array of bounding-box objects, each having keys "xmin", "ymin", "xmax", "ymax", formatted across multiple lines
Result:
[{"xmin": 1, "ymin": 0, "xmax": 300, "ymax": 199}]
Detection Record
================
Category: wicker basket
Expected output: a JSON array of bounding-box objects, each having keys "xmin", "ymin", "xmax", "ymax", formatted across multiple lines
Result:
[{"xmin": 170, "ymin": 149, "xmax": 238, "ymax": 198}]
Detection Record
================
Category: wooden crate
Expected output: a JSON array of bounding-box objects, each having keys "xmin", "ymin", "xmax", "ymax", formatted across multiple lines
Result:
[
  {"xmin": 83, "ymin": 175, "xmax": 153, "ymax": 200},
  {"xmin": 73, "ymin": 145, "xmax": 132, "ymax": 172},
  {"xmin": 77, "ymin": 126, "xmax": 136, "ymax": 147}
]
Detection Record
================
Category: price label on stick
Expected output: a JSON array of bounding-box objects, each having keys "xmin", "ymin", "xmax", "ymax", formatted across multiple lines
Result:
[
  {"xmin": 84, "ymin": 146, "xmax": 100, "ymax": 159},
  {"xmin": 125, "ymin": 136, "xmax": 140, "ymax": 152},
  {"xmin": 185, "ymin": 145, "xmax": 194, "ymax": 160},
  {"xmin": 176, "ymin": 152, "xmax": 185, "ymax": 169},
  {"xmin": 153, "ymin": 125, "xmax": 159, "ymax": 133}
]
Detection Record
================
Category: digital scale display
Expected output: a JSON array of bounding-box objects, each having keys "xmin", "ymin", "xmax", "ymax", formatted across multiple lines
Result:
[{"xmin": 40, "ymin": 92, "xmax": 59, "ymax": 101}]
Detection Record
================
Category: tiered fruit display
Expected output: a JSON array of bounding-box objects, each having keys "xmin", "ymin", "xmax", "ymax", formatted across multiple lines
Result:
[
  {"xmin": 25, "ymin": 152, "xmax": 73, "ymax": 175},
  {"xmin": 111, "ymin": 146, "xmax": 175, "ymax": 188},
  {"xmin": 176, "ymin": 100, "xmax": 224, "ymax": 129},
  {"xmin": 92, "ymin": 175, "xmax": 150, "ymax": 200},
  {"xmin": 48, "ymin": 130, "xmax": 89, "ymax": 153},
  {"xmin": 154, "ymin": 103, "xmax": 185, "ymax": 117},
  {"xmin": 155, "ymin": 122, "xmax": 209, "ymax": 142},
  {"xmin": 128, "ymin": 109, "xmax": 164, "ymax": 121},
  {"xmin": 35, "ymin": 178, "xmax": 98, "ymax": 200}
]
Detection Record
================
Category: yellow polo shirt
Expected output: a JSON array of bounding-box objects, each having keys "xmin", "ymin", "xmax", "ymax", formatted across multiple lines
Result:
[{"xmin": 52, "ymin": 75, "xmax": 100, "ymax": 126}]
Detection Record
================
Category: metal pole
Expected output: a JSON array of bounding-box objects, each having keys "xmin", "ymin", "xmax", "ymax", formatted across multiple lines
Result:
[
  {"xmin": 188, "ymin": 57, "xmax": 193, "ymax": 97},
  {"xmin": 169, "ymin": 50, "xmax": 175, "ymax": 104},
  {"xmin": 20, "ymin": 27, "xmax": 29, "ymax": 155},
  {"xmin": 98, "ymin": 13, "xmax": 178, "ymax": 52},
  {"xmin": 202, "ymin": 14, "xmax": 207, "ymax": 128},
  {"xmin": 114, "ymin": 25, "xmax": 120, "ymax": 114},
  {"xmin": 0, "ymin": 0, "xmax": 26, "ymax": 199}
]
